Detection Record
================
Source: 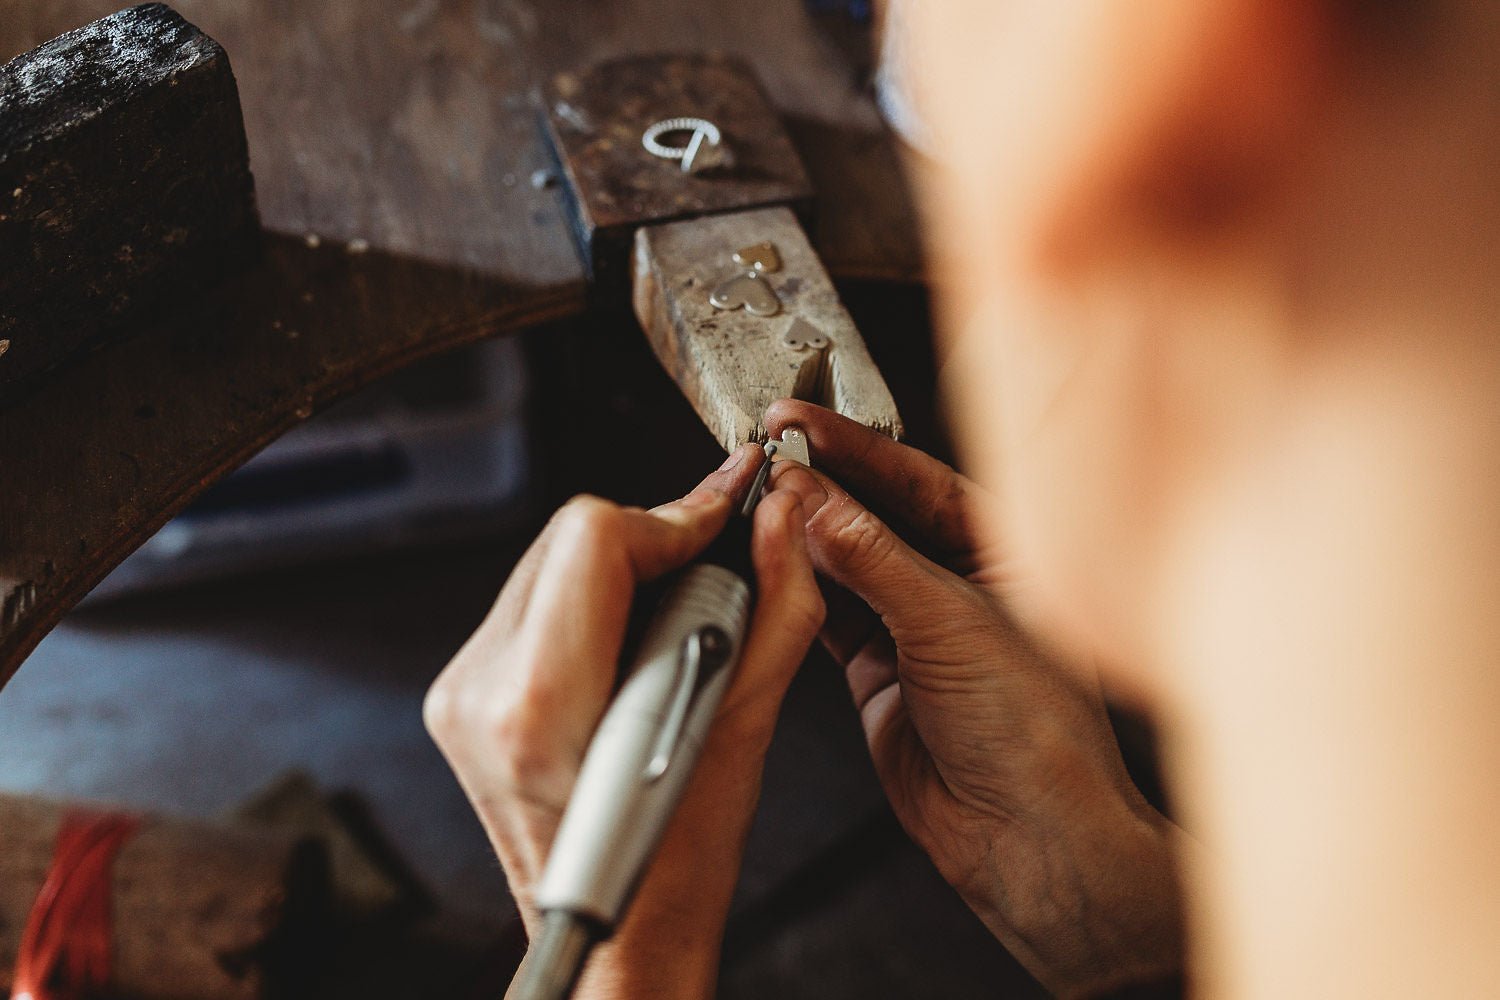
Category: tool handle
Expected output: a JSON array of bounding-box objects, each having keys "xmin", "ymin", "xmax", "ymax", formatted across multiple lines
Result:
[{"xmin": 533, "ymin": 562, "xmax": 753, "ymax": 925}]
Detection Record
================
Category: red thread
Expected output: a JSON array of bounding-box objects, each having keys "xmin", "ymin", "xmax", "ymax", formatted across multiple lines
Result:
[{"xmin": 10, "ymin": 812, "xmax": 139, "ymax": 1000}]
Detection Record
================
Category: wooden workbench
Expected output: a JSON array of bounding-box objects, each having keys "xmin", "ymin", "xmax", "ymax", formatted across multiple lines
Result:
[{"xmin": 0, "ymin": 0, "xmax": 921, "ymax": 680}]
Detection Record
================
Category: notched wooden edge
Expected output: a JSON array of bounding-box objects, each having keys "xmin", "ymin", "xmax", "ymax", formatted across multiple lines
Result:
[{"xmin": 631, "ymin": 205, "xmax": 901, "ymax": 453}]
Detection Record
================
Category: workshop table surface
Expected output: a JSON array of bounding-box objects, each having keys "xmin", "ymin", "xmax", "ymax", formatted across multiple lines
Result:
[
  {"xmin": 0, "ymin": 0, "xmax": 921, "ymax": 676},
  {"xmin": 0, "ymin": 4, "xmax": 1044, "ymax": 996}
]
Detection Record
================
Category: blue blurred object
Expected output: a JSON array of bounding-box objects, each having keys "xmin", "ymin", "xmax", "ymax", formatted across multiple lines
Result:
[{"xmin": 804, "ymin": 0, "xmax": 871, "ymax": 21}]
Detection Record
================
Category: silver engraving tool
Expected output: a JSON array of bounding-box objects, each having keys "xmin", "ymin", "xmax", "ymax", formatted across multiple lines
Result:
[
  {"xmin": 739, "ymin": 426, "xmax": 809, "ymax": 516},
  {"xmin": 741, "ymin": 441, "xmax": 778, "ymax": 517},
  {"xmin": 511, "ymin": 443, "xmax": 776, "ymax": 1000}
]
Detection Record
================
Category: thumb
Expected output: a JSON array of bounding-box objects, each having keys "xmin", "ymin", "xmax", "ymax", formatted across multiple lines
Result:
[{"xmin": 771, "ymin": 463, "xmax": 979, "ymax": 652}]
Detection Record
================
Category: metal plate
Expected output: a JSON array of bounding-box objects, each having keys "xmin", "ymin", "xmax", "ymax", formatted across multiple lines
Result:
[{"xmin": 543, "ymin": 53, "xmax": 815, "ymax": 294}]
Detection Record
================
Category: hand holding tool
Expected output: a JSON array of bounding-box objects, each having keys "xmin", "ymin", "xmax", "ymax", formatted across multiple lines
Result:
[{"xmin": 509, "ymin": 439, "xmax": 789, "ymax": 1000}]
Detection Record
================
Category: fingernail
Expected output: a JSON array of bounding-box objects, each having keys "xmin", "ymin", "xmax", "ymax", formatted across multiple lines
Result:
[{"xmin": 718, "ymin": 447, "xmax": 745, "ymax": 472}]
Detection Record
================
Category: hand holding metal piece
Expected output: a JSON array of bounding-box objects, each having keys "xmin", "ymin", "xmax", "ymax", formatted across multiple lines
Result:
[{"xmin": 740, "ymin": 426, "xmax": 809, "ymax": 514}]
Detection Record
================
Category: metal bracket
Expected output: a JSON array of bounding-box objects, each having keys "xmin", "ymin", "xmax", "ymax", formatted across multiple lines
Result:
[{"xmin": 541, "ymin": 54, "xmax": 814, "ymax": 294}]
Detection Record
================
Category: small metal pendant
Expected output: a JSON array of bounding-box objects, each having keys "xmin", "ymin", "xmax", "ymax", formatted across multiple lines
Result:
[
  {"xmin": 731, "ymin": 242, "xmax": 782, "ymax": 274},
  {"xmin": 710, "ymin": 270, "xmax": 781, "ymax": 317},
  {"xmin": 781, "ymin": 316, "xmax": 829, "ymax": 351},
  {"xmin": 769, "ymin": 426, "xmax": 811, "ymax": 467}
]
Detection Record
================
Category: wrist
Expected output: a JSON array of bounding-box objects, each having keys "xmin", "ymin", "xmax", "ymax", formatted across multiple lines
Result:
[
  {"xmin": 567, "ymin": 926, "xmax": 722, "ymax": 1000},
  {"xmin": 962, "ymin": 790, "xmax": 1184, "ymax": 997}
]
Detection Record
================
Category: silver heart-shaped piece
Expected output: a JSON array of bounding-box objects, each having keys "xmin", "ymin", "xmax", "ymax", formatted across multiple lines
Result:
[
  {"xmin": 781, "ymin": 316, "xmax": 830, "ymax": 351},
  {"xmin": 710, "ymin": 271, "xmax": 781, "ymax": 317}
]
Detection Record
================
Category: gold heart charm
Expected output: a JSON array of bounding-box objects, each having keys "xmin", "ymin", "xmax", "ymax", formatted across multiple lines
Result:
[
  {"xmin": 731, "ymin": 241, "xmax": 782, "ymax": 274},
  {"xmin": 710, "ymin": 271, "xmax": 781, "ymax": 317}
]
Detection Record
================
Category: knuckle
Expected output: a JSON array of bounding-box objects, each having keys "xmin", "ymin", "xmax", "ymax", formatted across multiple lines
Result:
[
  {"xmin": 423, "ymin": 660, "xmax": 539, "ymax": 760},
  {"xmin": 827, "ymin": 505, "xmax": 896, "ymax": 574},
  {"xmin": 789, "ymin": 585, "xmax": 827, "ymax": 639},
  {"xmin": 489, "ymin": 703, "xmax": 560, "ymax": 788},
  {"xmin": 423, "ymin": 649, "xmax": 577, "ymax": 816},
  {"xmin": 421, "ymin": 677, "xmax": 457, "ymax": 742},
  {"xmin": 806, "ymin": 589, "xmax": 829, "ymax": 632},
  {"xmin": 484, "ymin": 702, "xmax": 527, "ymax": 765},
  {"xmin": 456, "ymin": 691, "xmax": 536, "ymax": 779},
  {"xmin": 554, "ymin": 494, "xmax": 624, "ymax": 546}
]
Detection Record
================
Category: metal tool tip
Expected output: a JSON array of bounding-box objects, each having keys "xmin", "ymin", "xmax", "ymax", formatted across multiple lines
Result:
[{"xmin": 741, "ymin": 443, "xmax": 777, "ymax": 518}]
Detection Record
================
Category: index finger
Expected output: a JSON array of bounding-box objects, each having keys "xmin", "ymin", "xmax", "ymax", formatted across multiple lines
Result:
[
  {"xmin": 652, "ymin": 442, "xmax": 766, "ymax": 517},
  {"xmin": 506, "ymin": 446, "xmax": 772, "ymax": 759},
  {"xmin": 490, "ymin": 443, "xmax": 766, "ymax": 636},
  {"xmin": 764, "ymin": 399, "xmax": 983, "ymax": 555}
]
